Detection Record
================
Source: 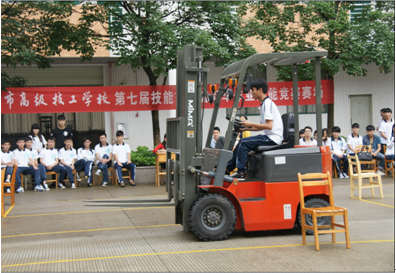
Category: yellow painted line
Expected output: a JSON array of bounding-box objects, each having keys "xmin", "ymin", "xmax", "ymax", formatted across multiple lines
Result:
[
  {"xmin": 334, "ymin": 183, "xmax": 394, "ymax": 188},
  {"xmin": 3, "ymin": 204, "xmax": 14, "ymax": 217},
  {"xmin": 1, "ymin": 239, "xmax": 393, "ymax": 268},
  {"xmin": 2, "ymin": 224, "xmax": 179, "ymax": 238},
  {"xmin": 352, "ymin": 197, "xmax": 395, "ymax": 208},
  {"xmin": 6, "ymin": 206, "xmax": 172, "ymax": 218}
]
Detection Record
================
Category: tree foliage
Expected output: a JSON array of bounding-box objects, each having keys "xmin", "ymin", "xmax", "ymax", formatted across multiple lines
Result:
[
  {"xmin": 1, "ymin": 1, "xmax": 105, "ymax": 89},
  {"xmin": 96, "ymin": 1, "xmax": 256, "ymax": 145}
]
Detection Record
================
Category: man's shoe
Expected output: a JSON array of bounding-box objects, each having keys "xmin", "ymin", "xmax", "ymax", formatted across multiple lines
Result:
[
  {"xmin": 87, "ymin": 183, "xmax": 92, "ymax": 187},
  {"xmin": 230, "ymin": 172, "xmax": 246, "ymax": 179},
  {"xmin": 120, "ymin": 182, "xmax": 125, "ymax": 187},
  {"xmin": 43, "ymin": 183, "xmax": 50, "ymax": 191},
  {"xmin": 16, "ymin": 186, "xmax": 24, "ymax": 193},
  {"xmin": 95, "ymin": 169, "xmax": 102, "ymax": 176},
  {"xmin": 339, "ymin": 173, "xmax": 345, "ymax": 179},
  {"xmin": 6, "ymin": 188, "xmax": 11, "ymax": 193},
  {"xmin": 34, "ymin": 185, "xmax": 44, "ymax": 192},
  {"xmin": 5, "ymin": 179, "xmax": 10, "ymax": 183},
  {"xmin": 71, "ymin": 183, "xmax": 76, "ymax": 189},
  {"xmin": 342, "ymin": 173, "xmax": 349, "ymax": 179},
  {"xmin": 130, "ymin": 181, "xmax": 136, "ymax": 186},
  {"xmin": 76, "ymin": 173, "xmax": 81, "ymax": 182},
  {"xmin": 377, "ymin": 170, "xmax": 385, "ymax": 176},
  {"xmin": 58, "ymin": 183, "xmax": 66, "ymax": 189},
  {"xmin": 102, "ymin": 182, "xmax": 107, "ymax": 187},
  {"xmin": 85, "ymin": 175, "xmax": 88, "ymax": 180}
]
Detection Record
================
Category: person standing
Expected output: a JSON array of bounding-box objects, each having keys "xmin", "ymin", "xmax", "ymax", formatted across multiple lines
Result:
[
  {"xmin": 51, "ymin": 115, "xmax": 73, "ymax": 150},
  {"xmin": 29, "ymin": 124, "xmax": 47, "ymax": 154},
  {"xmin": 379, "ymin": 108, "xmax": 394, "ymax": 154}
]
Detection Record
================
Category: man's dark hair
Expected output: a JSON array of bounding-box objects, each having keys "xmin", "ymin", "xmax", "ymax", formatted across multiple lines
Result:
[
  {"xmin": 299, "ymin": 129, "xmax": 305, "ymax": 135},
  {"xmin": 83, "ymin": 137, "xmax": 91, "ymax": 143},
  {"xmin": 24, "ymin": 137, "xmax": 33, "ymax": 142},
  {"xmin": 64, "ymin": 136, "xmax": 73, "ymax": 141},
  {"xmin": 99, "ymin": 132, "xmax": 107, "ymax": 138},
  {"xmin": 352, "ymin": 123, "xmax": 359, "ymax": 128},
  {"xmin": 47, "ymin": 137, "xmax": 55, "ymax": 141},
  {"xmin": 214, "ymin": 127, "xmax": 220, "ymax": 133},
  {"xmin": 57, "ymin": 115, "xmax": 66, "ymax": 120},
  {"xmin": 2, "ymin": 140, "xmax": 11, "ymax": 145},
  {"xmin": 116, "ymin": 130, "xmax": 124, "ymax": 137},
  {"xmin": 250, "ymin": 78, "xmax": 269, "ymax": 94},
  {"xmin": 383, "ymin": 108, "xmax": 392, "ymax": 113},
  {"xmin": 332, "ymin": 126, "xmax": 341, "ymax": 133},
  {"xmin": 366, "ymin": 125, "xmax": 375, "ymax": 131},
  {"xmin": 304, "ymin": 126, "xmax": 313, "ymax": 132},
  {"xmin": 380, "ymin": 108, "xmax": 386, "ymax": 112},
  {"xmin": 314, "ymin": 130, "xmax": 317, "ymax": 135},
  {"xmin": 16, "ymin": 137, "xmax": 25, "ymax": 142}
]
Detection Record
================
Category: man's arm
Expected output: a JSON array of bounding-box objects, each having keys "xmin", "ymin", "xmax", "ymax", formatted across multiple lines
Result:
[
  {"xmin": 113, "ymin": 154, "xmax": 122, "ymax": 166},
  {"xmin": 380, "ymin": 131, "xmax": 388, "ymax": 140},
  {"xmin": 127, "ymin": 152, "xmax": 132, "ymax": 164},
  {"xmin": 240, "ymin": 120, "xmax": 273, "ymax": 131},
  {"xmin": 373, "ymin": 143, "xmax": 381, "ymax": 156}
]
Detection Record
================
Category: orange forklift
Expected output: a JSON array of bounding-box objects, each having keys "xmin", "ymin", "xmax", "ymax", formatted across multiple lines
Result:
[{"xmin": 87, "ymin": 45, "xmax": 333, "ymax": 241}]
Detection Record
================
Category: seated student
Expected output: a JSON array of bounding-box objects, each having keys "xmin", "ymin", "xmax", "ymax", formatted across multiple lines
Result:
[
  {"xmin": 347, "ymin": 123, "xmax": 363, "ymax": 156},
  {"xmin": 385, "ymin": 124, "xmax": 395, "ymax": 161},
  {"xmin": 299, "ymin": 129, "xmax": 305, "ymax": 140},
  {"xmin": 153, "ymin": 134, "xmax": 167, "ymax": 169},
  {"xmin": 1, "ymin": 140, "xmax": 14, "ymax": 193},
  {"xmin": 13, "ymin": 137, "xmax": 43, "ymax": 193},
  {"xmin": 299, "ymin": 126, "xmax": 317, "ymax": 146},
  {"xmin": 210, "ymin": 127, "xmax": 221, "ymax": 148},
  {"xmin": 322, "ymin": 128, "xmax": 331, "ymax": 146},
  {"xmin": 363, "ymin": 125, "xmax": 385, "ymax": 175},
  {"xmin": 329, "ymin": 126, "xmax": 349, "ymax": 179},
  {"xmin": 38, "ymin": 137, "xmax": 66, "ymax": 190},
  {"xmin": 75, "ymin": 137, "xmax": 95, "ymax": 187},
  {"xmin": 113, "ymin": 130, "xmax": 136, "ymax": 187},
  {"xmin": 94, "ymin": 133, "xmax": 113, "ymax": 187},
  {"xmin": 379, "ymin": 108, "xmax": 394, "ymax": 154},
  {"xmin": 58, "ymin": 137, "xmax": 77, "ymax": 189},
  {"xmin": 227, "ymin": 78, "xmax": 283, "ymax": 179},
  {"xmin": 25, "ymin": 137, "xmax": 40, "ymax": 168}
]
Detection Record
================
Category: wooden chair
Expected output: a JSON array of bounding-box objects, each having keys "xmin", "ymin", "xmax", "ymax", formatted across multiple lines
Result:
[
  {"xmin": 62, "ymin": 170, "xmax": 77, "ymax": 186},
  {"xmin": 383, "ymin": 146, "xmax": 395, "ymax": 178},
  {"xmin": 298, "ymin": 171, "xmax": 350, "ymax": 251},
  {"xmin": 2, "ymin": 165, "xmax": 17, "ymax": 217},
  {"xmin": 112, "ymin": 168, "xmax": 131, "ymax": 185},
  {"xmin": 43, "ymin": 171, "xmax": 59, "ymax": 189},
  {"xmin": 94, "ymin": 166, "xmax": 115, "ymax": 186},
  {"xmin": 155, "ymin": 152, "xmax": 176, "ymax": 187},
  {"xmin": 355, "ymin": 145, "xmax": 377, "ymax": 173},
  {"xmin": 347, "ymin": 154, "xmax": 383, "ymax": 200}
]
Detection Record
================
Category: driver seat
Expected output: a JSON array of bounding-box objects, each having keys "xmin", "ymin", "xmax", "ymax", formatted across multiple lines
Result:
[{"xmin": 253, "ymin": 113, "xmax": 295, "ymax": 153}]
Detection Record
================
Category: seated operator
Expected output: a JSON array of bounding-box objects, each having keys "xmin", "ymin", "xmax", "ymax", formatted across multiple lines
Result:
[{"xmin": 226, "ymin": 78, "xmax": 284, "ymax": 179}]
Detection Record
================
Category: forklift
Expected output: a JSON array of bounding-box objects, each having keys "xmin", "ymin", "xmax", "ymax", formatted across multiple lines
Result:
[{"xmin": 87, "ymin": 45, "xmax": 333, "ymax": 241}]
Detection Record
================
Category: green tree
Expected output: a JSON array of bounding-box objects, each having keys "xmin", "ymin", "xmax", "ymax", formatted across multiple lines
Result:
[
  {"xmin": 97, "ymin": 1, "xmax": 255, "ymax": 145},
  {"xmin": 240, "ymin": 1, "xmax": 395, "ymax": 130},
  {"xmin": 1, "ymin": 1, "xmax": 105, "ymax": 90}
]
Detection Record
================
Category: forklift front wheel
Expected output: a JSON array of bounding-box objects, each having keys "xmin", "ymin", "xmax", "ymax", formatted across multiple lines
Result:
[
  {"xmin": 297, "ymin": 198, "xmax": 331, "ymax": 235},
  {"xmin": 189, "ymin": 193, "xmax": 237, "ymax": 241}
]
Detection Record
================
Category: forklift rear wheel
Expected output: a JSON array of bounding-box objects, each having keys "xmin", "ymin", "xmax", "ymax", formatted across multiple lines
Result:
[
  {"xmin": 189, "ymin": 193, "xmax": 237, "ymax": 241},
  {"xmin": 297, "ymin": 198, "xmax": 331, "ymax": 235}
]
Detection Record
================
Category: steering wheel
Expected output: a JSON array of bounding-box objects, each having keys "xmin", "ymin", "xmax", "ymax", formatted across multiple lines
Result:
[{"xmin": 226, "ymin": 116, "xmax": 245, "ymax": 130}]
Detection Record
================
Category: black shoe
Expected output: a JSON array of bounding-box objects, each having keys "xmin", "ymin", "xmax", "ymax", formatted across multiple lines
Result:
[
  {"xmin": 230, "ymin": 172, "xmax": 246, "ymax": 179},
  {"xmin": 87, "ymin": 183, "xmax": 92, "ymax": 187}
]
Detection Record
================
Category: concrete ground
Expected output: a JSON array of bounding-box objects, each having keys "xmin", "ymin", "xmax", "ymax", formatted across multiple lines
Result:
[{"xmin": 1, "ymin": 177, "xmax": 394, "ymax": 272}]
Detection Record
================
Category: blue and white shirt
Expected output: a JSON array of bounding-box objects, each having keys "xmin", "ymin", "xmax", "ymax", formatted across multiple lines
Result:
[
  {"xmin": 77, "ymin": 147, "xmax": 95, "ymax": 161},
  {"xmin": 1, "ymin": 150, "xmax": 13, "ymax": 168},
  {"xmin": 59, "ymin": 147, "xmax": 77, "ymax": 166},
  {"xmin": 13, "ymin": 148, "xmax": 31, "ymax": 167},
  {"xmin": 39, "ymin": 148, "xmax": 59, "ymax": 166},
  {"xmin": 113, "ymin": 142, "xmax": 131, "ymax": 164},
  {"xmin": 329, "ymin": 137, "xmax": 347, "ymax": 158},
  {"xmin": 94, "ymin": 143, "xmax": 113, "ymax": 164}
]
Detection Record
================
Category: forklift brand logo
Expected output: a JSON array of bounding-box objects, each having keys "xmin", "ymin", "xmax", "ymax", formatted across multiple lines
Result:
[{"xmin": 188, "ymin": 100, "xmax": 194, "ymax": 127}]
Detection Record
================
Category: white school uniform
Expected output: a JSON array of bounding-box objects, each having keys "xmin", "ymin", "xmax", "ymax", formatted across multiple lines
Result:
[
  {"xmin": 26, "ymin": 148, "xmax": 39, "ymax": 163},
  {"xmin": 94, "ymin": 143, "xmax": 113, "ymax": 164},
  {"xmin": 58, "ymin": 147, "xmax": 77, "ymax": 166},
  {"xmin": 28, "ymin": 135, "xmax": 47, "ymax": 152},
  {"xmin": 77, "ymin": 148, "xmax": 95, "ymax": 161},
  {"xmin": 386, "ymin": 135, "xmax": 395, "ymax": 156},
  {"xmin": 346, "ymin": 134, "xmax": 363, "ymax": 154},
  {"xmin": 259, "ymin": 97, "xmax": 283, "ymax": 145},
  {"xmin": 379, "ymin": 119, "xmax": 395, "ymax": 144},
  {"xmin": 13, "ymin": 148, "xmax": 31, "ymax": 167},
  {"xmin": 329, "ymin": 137, "xmax": 347, "ymax": 158},
  {"xmin": 1, "ymin": 150, "xmax": 13, "ymax": 168},
  {"xmin": 113, "ymin": 142, "xmax": 131, "ymax": 164},
  {"xmin": 39, "ymin": 148, "xmax": 59, "ymax": 166},
  {"xmin": 299, "ymin": 137, "xmax": 317, "ymax": 146}
]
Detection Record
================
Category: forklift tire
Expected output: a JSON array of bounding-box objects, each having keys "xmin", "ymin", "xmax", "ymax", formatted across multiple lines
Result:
[
  {"xmin": 297, "ymin": 198, "xmax": 331, "ymax": 235},
  {"xmin": 188, "ymin": 193, "xmax": 237, "ymax": 241}
]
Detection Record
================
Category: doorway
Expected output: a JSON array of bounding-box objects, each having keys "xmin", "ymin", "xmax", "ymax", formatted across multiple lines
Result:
[{"xmin": 350, "ymin": 95, "xmax": 372, "ymax": 132}]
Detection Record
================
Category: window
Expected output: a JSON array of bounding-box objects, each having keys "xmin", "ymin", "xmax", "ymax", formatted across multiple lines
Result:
[{"xmin": 350, "ymin": 1, "xmax": 371, "ymax": 23}]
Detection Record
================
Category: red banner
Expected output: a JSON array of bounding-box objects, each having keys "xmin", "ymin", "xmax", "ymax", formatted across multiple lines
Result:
[{"xmin": 1, "ymin": 80, "xmax": 333, "ymax": 114}]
